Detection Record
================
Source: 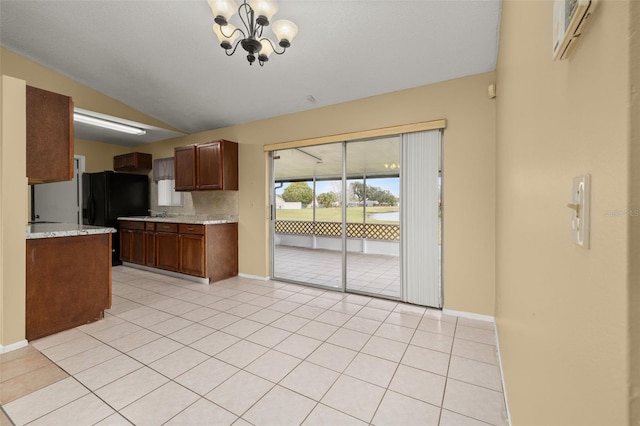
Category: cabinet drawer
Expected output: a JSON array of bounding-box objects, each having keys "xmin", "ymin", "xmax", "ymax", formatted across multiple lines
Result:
[
  {"xmin": 179, "ymin": 224, "xmax": 205, "ymax": 235},
  {"xmin": 156, "ymin": 223, "xmax": 178, "ymax": 233},
  {"xmin": 120, "ymin": 221, "xmax": 145, "ymax": 230},
  {"xmin": 145, "ymin": 222, "xmax": 156, "ymax": 231}
]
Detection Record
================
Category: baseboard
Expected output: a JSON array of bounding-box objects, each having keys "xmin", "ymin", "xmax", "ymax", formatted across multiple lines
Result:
[
  {"xmin": 238, "ymin": 273, "xmax": 270, "ymax": 281},
  {"xmin": 122, "ymin": 262, "xmax": 209, "ymax": 285},
  {"xmin": 443, "ymin": 308, "xmax": 510, "ymax": 425},
  {"xmin": 442, "ymin": 308, "xmax": 495, "ymax": 323},
  {"xmin": 494, "ymin": 321, "xmax": 512, "ymax": 425},
  {"xmin": 0, "ymin": 340, "xmax": 28, "ymax": 354}
]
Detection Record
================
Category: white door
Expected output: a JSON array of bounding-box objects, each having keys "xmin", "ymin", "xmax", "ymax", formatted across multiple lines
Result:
[{"xmin": 33, "ymin": 156, "xmax": 84, "ymax": 223}]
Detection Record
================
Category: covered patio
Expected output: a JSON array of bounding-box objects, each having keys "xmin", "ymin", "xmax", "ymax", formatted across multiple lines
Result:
[{"xmin": 273, "ymin": 245, "xmax": 401, "ymax": 298}]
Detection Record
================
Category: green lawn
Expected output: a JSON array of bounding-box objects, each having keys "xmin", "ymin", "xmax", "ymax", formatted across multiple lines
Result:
[{"xmin": 275, "ymin": 206, "xmax": 399, "ymax": 224}]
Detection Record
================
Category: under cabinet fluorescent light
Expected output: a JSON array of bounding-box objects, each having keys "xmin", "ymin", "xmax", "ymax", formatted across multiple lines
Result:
[{"xmin": 74, "ymin": 112, "xmax": 147, "ymax": 135}]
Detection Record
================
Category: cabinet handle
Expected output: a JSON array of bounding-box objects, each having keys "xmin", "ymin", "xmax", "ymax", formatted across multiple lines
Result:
[{"xmin": 187, "ymin": 227, "xmax": 193, "ymax": 231}]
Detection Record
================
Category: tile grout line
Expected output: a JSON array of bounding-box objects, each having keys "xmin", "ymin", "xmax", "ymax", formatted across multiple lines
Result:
[
  {"xmin": 15, "ymin": 267, "xmax": 505, "ymax": 425},
  {"xmin": 367, "ymin": 308, "xmax": 425, "ymax": 425}
]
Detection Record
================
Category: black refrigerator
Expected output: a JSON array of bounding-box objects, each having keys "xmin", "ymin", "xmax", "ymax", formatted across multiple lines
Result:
[{"xmin": 82, "ymin": 171, "xmax": 149, "ymax": 265}]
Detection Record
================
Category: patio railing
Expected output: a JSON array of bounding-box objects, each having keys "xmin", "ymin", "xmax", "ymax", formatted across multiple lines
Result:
[{"xmin": 275, "ymin": 220, "xmax": 400, "ymax": 241}]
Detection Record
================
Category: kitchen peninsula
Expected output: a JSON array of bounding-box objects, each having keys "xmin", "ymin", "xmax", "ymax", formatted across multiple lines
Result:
[{"xmin": 26, "ymin": 223, "xmax": 116, "ymax": 341}]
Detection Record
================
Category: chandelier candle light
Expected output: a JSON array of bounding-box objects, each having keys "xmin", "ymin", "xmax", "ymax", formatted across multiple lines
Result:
[{"xmin": 208, "ymin": 0, "xmax": 298, "ymax": 66}]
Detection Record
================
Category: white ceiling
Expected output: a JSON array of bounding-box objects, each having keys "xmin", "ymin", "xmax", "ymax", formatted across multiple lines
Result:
[
  {"xmin": 274, "ymin": 136, "xmax": 401, "ymax": 181},
  {"xmin": 0, "ymin": 0, "xmax": 501, "ymax": 145}
]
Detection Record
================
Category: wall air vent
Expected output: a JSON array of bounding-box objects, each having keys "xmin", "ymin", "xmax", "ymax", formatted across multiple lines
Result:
[{"xmin": 552, "ymin": 0, "xmax": 597, "ymax": 60}]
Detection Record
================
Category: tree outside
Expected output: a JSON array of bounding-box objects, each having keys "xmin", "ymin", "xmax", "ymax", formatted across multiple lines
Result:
[
  {"xmin": 282, "ymin": 182, "xmax": 314, "ymax": 207},
  {"xmin": 349, "ymin": 182, "xmax": 397, "ymax": 206},
  {"xmin": 316, "ymin": 192, "xmax": 337, "ymax": 208}
]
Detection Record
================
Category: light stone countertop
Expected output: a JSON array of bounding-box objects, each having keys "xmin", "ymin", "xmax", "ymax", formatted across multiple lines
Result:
[
  {"xmin": 26, "ymin": 223, "xmax": 117, "ymax": 239},
  {"xmin": 118, "ymin": 215, "xmax": 239, "ymax": 225}
]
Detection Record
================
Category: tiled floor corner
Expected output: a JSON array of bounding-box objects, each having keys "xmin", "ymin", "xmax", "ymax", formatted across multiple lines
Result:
[{"xmin": 1, "ymin": 266, "xmax": 508, "ymax": 425}]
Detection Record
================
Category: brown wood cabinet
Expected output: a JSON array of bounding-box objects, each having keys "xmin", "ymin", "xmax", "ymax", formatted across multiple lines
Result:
[
  {"xmin": 120, "ymin": 228, "xmax": 133, "ymax": 262},
  {"xmin": 130, "ymin": 230, "xmax": 145, "ymax": 264},
  {"xmin": 144, "ymin": 222, "xmax": 156, "ymax": 267},
  {"xmin": 114, "ymin": 152, "xmax": 152, "ymax": 172},
  {"xmin": 179, "ymin": 224, "xmax": 206, "ymax": 277},
  {"xmin": 156, "ymin": 223, "xmax": 179, "ymax": 272},
  {"xmin": 174, "ymin": 140, "xmax": 238, "ymax": 191},
  {"xmin": 120, "ymin": 221, "xmax": 146, "ymax": 264},
  {"xmin": 174, "ymin": 146, "xmax": 197, "ymax": 191},
  {"xmin": 26, "ymin": 233, "xmax": 112, "ymax": 341},
  {"xmin": 26, "ymin": 85, "xmax": 74, "ymax": 184},
  {"xmin": 119, "ymin": 219, "xmax": 238, "ymax": 282}
]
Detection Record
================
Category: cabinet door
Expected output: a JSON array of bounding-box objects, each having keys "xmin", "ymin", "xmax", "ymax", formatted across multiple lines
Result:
[
  {"xmin": 26, "ymin": 86, "xmax": 74, "ymax": 184},
  {"xmin": 114, "ymin": 153, "xmax": 152, "ymax": 172},
  {"xmin": 179, "ymin": 234, "xmax": 206, "ymax": 277},
  {"xmin": 197, "ymin": 142, "xmax": 222, "ymax": 190},
  {"xmin": 174, "ymin": 146, "xmax": 197, "ymax": 191},
  {"xmin": 145, "ymin": 231, "xmax": 156, "ymax": 267},
  {"xmin": 113, "ymin": 154, "xmax": 133, "ymax": 171},
  {"xmin": 130, "ymin": 230, "xmax": 145, "ymax": 264},
  {"xmin": 156, "ymin": 232, "xmax": 179, "ymax": 271},
  {"xmin": 120, "ymin": 230, "xmax": 132, "ymax": 262}
]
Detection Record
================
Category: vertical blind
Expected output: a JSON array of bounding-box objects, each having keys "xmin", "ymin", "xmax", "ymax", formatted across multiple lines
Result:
[{"xmin": 401, "ymin": 129, "xmax": 441, "ymax": 307}]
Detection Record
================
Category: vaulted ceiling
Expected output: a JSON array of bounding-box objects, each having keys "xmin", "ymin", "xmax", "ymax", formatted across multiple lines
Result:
[{"xmin": 1, "ymin": 0, "xmax": 501, "ymax": 144}]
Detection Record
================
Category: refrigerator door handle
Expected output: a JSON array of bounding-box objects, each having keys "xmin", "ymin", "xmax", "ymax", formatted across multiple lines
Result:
[{"xmin": 88, "ymin": 194, "xmax": 96, "ymax": 225}]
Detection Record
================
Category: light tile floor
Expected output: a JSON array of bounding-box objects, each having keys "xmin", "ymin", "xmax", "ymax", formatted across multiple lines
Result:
[
  {"xmin": 2, "ymin": 266, "xmax": 508, "ymax": 425},
  {"xmin": 274, "ymin": 245, "xmax": 401, "ymax": 298}
]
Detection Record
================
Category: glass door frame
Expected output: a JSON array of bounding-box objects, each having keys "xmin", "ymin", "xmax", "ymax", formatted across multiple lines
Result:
[
  {"xmin": 269, "ymin": 145, "xmax": 347, "ymax": 293},
  {"xmin": 269, "ymin": 136, "xmax": 414, "ymax": 302}
]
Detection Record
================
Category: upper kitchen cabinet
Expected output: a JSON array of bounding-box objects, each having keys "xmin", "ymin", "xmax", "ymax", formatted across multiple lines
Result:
[
  {"xmin": 26, "ymin": 85, "xmax": 74, "ymax": 184},
  {"xmin": 174, "ymin": 145, "xmax": 197, "ymax": 191},
  {"xmin": 174, "ymin": 140, "xmax": 238, "ymax": 191},
  {"xmin": 113, "ymin": 152, "xmax": 152, "ymax": 172}
]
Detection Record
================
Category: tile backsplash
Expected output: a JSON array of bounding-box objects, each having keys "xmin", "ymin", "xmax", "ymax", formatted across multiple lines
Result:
[{"xmin": 150, "ymin": 181, "xmax": 238, "ymax": 217}]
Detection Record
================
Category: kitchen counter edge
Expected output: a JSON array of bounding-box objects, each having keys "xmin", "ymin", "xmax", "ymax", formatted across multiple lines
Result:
[
  {"xmin": 26, "ymin": 223, "xmax": 117, "ymax": 240},
  {"xmin": 118, "ymin": 216, "xmax": 239, "ymax": 225}
]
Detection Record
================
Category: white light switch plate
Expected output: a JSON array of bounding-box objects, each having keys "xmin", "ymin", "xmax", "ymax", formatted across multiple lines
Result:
[{"xmin": 569, "ymin": 174, "xmax": 590, "ymax": 249}]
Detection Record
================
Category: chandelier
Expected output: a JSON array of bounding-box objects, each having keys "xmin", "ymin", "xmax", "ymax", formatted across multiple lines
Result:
[{"xmin": 208, "ymin": 0, "xmax": 298, "ymax": 66}]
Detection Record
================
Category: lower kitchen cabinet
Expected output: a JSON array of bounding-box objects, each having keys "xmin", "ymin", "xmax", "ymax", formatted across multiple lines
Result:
[
  {"xmin": 145, "ymin": 223, "xmax": 156, "ymax": 267},
  {"xmin": 180, "ymin": 234, "xmax": 205, "ymax": 277},
  {"xmin": 120, "ymin": 221, "xmax": 146, "ymax": 264},
  {"xmin": 155, "ymin": 222, "xmax": 179, "ymax": 271},
  {"xmin": 120, "ymin": 220, "xmax": 237, "ymax": 283},
  {"xmin": 130, "ymin": 230, "xmax": 145, "ymax": 264},
  {"xmin": 120, "ymin": 228, "xmax": 133, "ymax": 261},
  {"xmin": 26, "ymin": 233, "xmax": 112, "ymax": 340}
]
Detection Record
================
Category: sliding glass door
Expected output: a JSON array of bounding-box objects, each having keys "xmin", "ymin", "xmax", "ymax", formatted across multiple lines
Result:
[
  {"xmin": 272, "ymin": 144, "xmax": 343, "ymax": 290},
  {"xmin": 270, "ymin": 130, "xmax": 441, "ymax": 307},
  {"xmin": 345, "ymin": 138, "xmax": 401, "ymax": 298}
]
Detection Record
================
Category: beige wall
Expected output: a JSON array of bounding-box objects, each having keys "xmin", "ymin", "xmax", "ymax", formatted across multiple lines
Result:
[
  {"xmin": 495, "ymin": 1, "xmax": 631, "ymax": 424},
  {"xmin": 138, "ymin": 72, "xmax": 497, "ymax": 315},
  {"xmin": 74, "ymin": 139, "xmax": 131, "ymax": 173},
  {"xmin": 0, "ymin": 75, "xmax": 27, "ymax": 348},
  {"xmin": 629, "ymin": 0, "xmax": 640, "ymax": 421}
]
